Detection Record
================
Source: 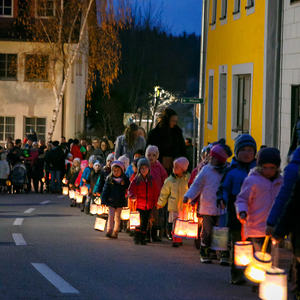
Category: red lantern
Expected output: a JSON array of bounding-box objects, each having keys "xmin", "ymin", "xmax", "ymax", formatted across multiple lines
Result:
[{"xmin": 129, "ymin": 211, "xmax": 140, "ymax": 229}]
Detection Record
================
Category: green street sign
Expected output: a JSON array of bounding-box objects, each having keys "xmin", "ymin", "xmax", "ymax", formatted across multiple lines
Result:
[{"xmin": 181, "ymin": 97, "xmax": 204, "ymax": 104}]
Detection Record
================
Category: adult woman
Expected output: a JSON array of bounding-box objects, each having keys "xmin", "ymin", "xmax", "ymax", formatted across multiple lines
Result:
[
  {"xmin": 147, "ymin": 108, "xmax": 186, "ymax": 174},
  {"xmin": 115, "ymin": 123, "xmax": 146, "ymax": 162}
]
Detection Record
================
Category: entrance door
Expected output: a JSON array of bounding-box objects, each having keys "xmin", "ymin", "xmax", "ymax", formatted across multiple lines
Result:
[{"xmin": 218, "ymin": 73, "xmax": 227, "ymax": 139}]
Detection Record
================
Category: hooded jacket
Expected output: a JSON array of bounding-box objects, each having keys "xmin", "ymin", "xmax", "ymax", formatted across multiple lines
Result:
[{"xmin": 236, "ymin": 168, "xmax": 283, "ymax": 238}]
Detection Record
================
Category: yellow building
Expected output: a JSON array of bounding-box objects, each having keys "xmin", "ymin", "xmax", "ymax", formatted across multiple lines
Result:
[{"xmin": 200, "ymin": 0, "xmax": 282, "ymax": 152}]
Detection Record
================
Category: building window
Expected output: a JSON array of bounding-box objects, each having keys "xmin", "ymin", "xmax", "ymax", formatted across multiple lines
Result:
[
  {"xmin": 233, "ymin": 0, "xmax": 240, "ymax": 14},
  {"xmin": 233, "ymin": 74, "xmax": 251, "ymax": 133},
  {"xmin": 0, "ymin": 116, "xmax": 15, "ymax": 141},
  {"xmin": 36, "ymin": 0, "xmax": 55, "ymax": 17},
  {"xmin": 25, "ymin": 117, "xmax": 46, "ymax": 140},
  {"xmin": 0, "ymin": 0, "xmax": 13, "ymax": 17},
  {"xmin": 246, "ymin": 0, "xmax": 254, "ymax": 9},
  {"xmin": 0, "ymin": 53, "xmax": 17, "ymax": 80},
  {"xmin": 220, "ymin": 0, "xmax": 227, "ymax": 20},
  {"xmin": 208, "ymin": 75, "xmax": 214, "ymax": 125},
  {"xmin": 24, "ymin": 54, "xmax": 49, "ymax": 81},
  {"xmin": 210, "ymin": 0, "xmax": 217, "ymax": 25}
]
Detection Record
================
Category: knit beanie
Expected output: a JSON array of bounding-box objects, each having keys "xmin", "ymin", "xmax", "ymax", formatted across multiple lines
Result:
[
  {"xmin": 137, "ymin": 158, "xmax": 150, "ymax": 171},
  {"xmin": 111, "ymin": 161, "xmax": 125, "ymax": 172},
  {"xmin": 210, "ymin": 144, "xmax": 230, "ymax": 164},
  {"xmin": 118, "ymin": 155, "xmax": 130, "ymax": 170},
  {"xmin": 73, "ymin": 157, "xmax": 81, "ymax": 164},
  {"xmin": 145, "ymin": 145, "xmax": 159, "ymax": 158},
  {"xmin": 81, "ymin": 160, "xmax": 89, "ymax": 169},
  {"xmin": 257, "ymin": 147, "xmax": 281, "ymax": 167},
  {"xmin": 93, "ymin": 161, "xmax": 101, "ymax": 168},
  {"xmin": 89, "ymin": 155, "xmax": 96, "ymax": 164},
  {"xmin": 106, "ymin": 153, "xmax": 115, "ymax": 162},
  {"xmin": 173, "ymin": 157, "xmax": 189, "ymax": 172},
  {"xmin": 234, "ymin": 134, "xmax": 257, "ymax": 156}
]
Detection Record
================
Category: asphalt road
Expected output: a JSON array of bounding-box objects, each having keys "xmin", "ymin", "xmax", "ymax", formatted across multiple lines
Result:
[{"xmin": 0, "ymin": 193, "xmax": 258, "ymax": 300}]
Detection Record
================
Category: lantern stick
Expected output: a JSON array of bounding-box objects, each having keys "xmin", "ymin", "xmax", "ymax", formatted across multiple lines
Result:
[
  {"xmin": 262, "ymin": 236, "xmax": 270, "ymax": 254},
  {"xmin": 241, "ymin": 224, "xmax": 246, "ymax": 241}
]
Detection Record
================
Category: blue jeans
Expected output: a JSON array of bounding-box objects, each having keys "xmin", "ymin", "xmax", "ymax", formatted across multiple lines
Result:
[{"xmin": 50, "ymin": 170, "xmax": 61, "ymax": 192}]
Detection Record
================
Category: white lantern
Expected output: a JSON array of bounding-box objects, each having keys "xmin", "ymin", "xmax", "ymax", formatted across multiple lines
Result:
[
  {"xmin": 234, "ymin": 241, "xmax": 253, "ymax": 267},
  {"xmin": 186, "ymin": 221, "xmax": 198, "ymax": 239},
  {"xmin": 69, "ymin": 190, "xmax": 75, "ymax": 199},
  {"xmin": 121, "ymin": 207, "xmax": 130, "ymax": 220},
  {"xmin": 75, "ymin": 193, "xmax": 83, "ymax": 204},
  {"xmin": 129, "ymin": 211, "xmax": 140, "ymax": 229},
  {"xmin": 259, "ymin": 267, "xmax": 287, "ymax": 300},
  {"xmin": 173, "ymin": 219, "xmax": 188, "ymax": 238},
  {"xmin": 62, "ymin": 177, "xmax": 67, "ymax": 185},
  {"xmin": 80, "ymin": 185, "xmax": 89, "ymax": 196},
  {"xmin": 62, "ymin": 186, "xmax": 69, "ymax": 195},
  {"xmin": 90, "ymin": 204, "xmax": 98, "ymax": 215},
  {"xmin": 94, "ymin": 217, "xmax": 106, "ymax": 231}
]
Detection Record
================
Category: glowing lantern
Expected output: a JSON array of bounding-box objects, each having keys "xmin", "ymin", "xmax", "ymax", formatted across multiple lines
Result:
[
  {"xmin": 186, "ymin": 221, "xmax": 198, "ymax": 239},
  {"xmin": 94, "ymin": 217, "xmax": 106, "ymax": 231},
  {"xmin": 90, "ymin": 204, "xmax": 98, "ymax": 215},
  {"xmin": 62, "ymin": 186, "xmax": 69, "ymax": 195},
  {"xmin": 75, "ymin": 192, "xmax": 83, "ymax": 204},
  {"xmin": 259, "ymin": 267, "xmax": 287, "ymax": 300},
  {"xmin": 94, "ymin": 197, "xmax": 101, "ymax": 205},
  {"xmin": 62, "ymin": 177, "xmax": 67, "ymax": 185},
  {"xmin": 80, "ymin": 185, "xmax": 89, "ymax": 196},
  {"xmin": 234, "ymin": 241, "xmax": 253, "ymax": 267},
  {"xmin": 69, "ymin": 190, "xmax": 75, "ymax": 199},
  {"xmin": 129, "ymin": 211, "xmax": 140, "ymax": 229},
  {"xmin": 121, "ymin": 207, "xmax": 130, "ymax": 220},
  {"xmin": 97, "ymin": 205, "xmax": 109, "ymax": 215},
  {"xmin": 174, "ymin": 219, "xmax": 188, "ymax": 238},
  {"xmin": 6, "ymin": 180, "xmax": 11, "ymax": 186},
  {"xmin": 42, "ymin": 177, "xmax": 46, "ymax": 183},
  {"xmin": 245, "ymin": 251, "xmax": 272, "ymax": 283}
]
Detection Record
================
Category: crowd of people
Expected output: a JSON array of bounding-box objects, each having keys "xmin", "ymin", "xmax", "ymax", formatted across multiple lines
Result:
[{"xmin": 0, "ymin": 107, "xmax": 300, "ymax": 299}]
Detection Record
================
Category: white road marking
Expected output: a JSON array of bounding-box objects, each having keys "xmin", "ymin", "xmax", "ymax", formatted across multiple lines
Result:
[
  {"xmin": 40, "ymin": 200, "xmax": 51, "ymax": 205},
  {"xmin": 13, "ymin": 218, "xmax": 24, "ymax": 226},
  {"xmin": 12, "ymin": 233, "xmax": 27, "ymax": 246},
  {"xmin": 31, "ymin": 263, "xmax": 79, "ymax": 294},
  {"xmin": 24, "ymin": 208, "xmax": 35, "ymax": 214}
]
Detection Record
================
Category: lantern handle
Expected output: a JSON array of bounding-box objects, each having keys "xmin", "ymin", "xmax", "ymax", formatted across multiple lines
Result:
[
  {"xmin": 241, "ymin": 224, "xmax": 246, "ymax": 241},
  {"xmin": 262, "ymin": 235, "xmax": 270, "ymax": 254}
]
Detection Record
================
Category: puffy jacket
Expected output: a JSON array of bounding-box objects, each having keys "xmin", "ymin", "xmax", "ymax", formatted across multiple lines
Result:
[
  {"xmin": 71, "ymin": 145, "xmax": 83, "ymax": 160},
  {"xmin": 80, "ymin": 167, "xmax": 92, "ymax": 188},
  {"xmin": 101, "ymin": 175, "xmax": 130, "ymax": 207},
  {"xmin": 150, "ymin": 161, "xmax": 168, "ymax": 201},
  {"xmin": 157, "ymin": 173, "xmax": 190, "ymax": 213},
  {"xmin": 185, "ymin": 164, "xmax": 223, "ymax": 216},
  {"xmin": 217, "ymin": 157, "xmax": 256, "ymax": 230},
  {"xmin": 236, "ymin": 169, "xmax": 283, "ymax": 238},
  {"xmin": 128, "ymin": 175, "xmax": 160, "ymax": 210},
  {"xmin": 267, "ymin": 147, "xmax": 300, "ymax": 226}
]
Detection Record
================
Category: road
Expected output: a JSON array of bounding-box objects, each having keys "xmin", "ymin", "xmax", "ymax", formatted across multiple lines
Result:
[{"xmin": 0, "ymin": 193, "xmax": 258, "ymax": 300}]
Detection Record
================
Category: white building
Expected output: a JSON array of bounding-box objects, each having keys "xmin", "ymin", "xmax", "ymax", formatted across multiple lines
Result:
[{"xmin": 0, "ymin": 0, "xmax": 87, "ymax": 144}]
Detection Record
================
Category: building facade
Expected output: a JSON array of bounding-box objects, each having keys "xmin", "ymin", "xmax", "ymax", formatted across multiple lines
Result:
[{"xmin": 0, "ymin": 0, "xmax": 87, "ymax": 144}]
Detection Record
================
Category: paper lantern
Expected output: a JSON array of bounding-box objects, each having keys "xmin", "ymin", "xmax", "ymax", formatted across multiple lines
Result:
[
  {"xmin": 211, "ymin": 226, "xmax": 229, "ymax": 251},
  {"xmin": 90, "ymin": 204, "xmax": 98, "ymax": 215},
  {"xmin": 245, "ymin": 251, "xmax": 272, "ymax": 283},
  {"xmin": 259, "ymin": 267, "xmax": 287, "ymax": 300},
  {"xmin": 94, "ymin": 217, "xmax": 106, "ymax": 231},
  {"xmin": 6, "ymin": 180, "xmax": 11, "ymax": 186},
  {"xmin": 174, "ymin": 219, "xmax": 188, "ymax": 238},
  {"xmin": 97, "ymin": 205, "xmax": 109, "ymax": 215},
  {"xmin": 62, "ymin": 177, "xmax": 67, "ymax": 185},
  {"xmin": 62, "ymin": 186, "xmax": 69, "ymax": 195},
  {"xmin": 75, "ymin": 193, "xmax": 83, "ymax": 204},
  {"xmin": 94, "ymin": 197, "xmax": 101, "ymax": 205},
  {"xmin": 129, "ymin": 211, "xmax": 140, "ymax": 229},
  {"xmin": 188, "ymin": 210, "xmax": 198, "ymax": 222},
  {"xmin": 234, "ymin": 241, "xmax": 253, "ymax": 267},
  {"xmin": 186, "ymin": 221, "xmax": 198, "ymax": 239},
  {"xmin": 121, "ymin": 207, "xmax": 130, "ymax": 220},
  {"xmin": 42, "ymin": 177, "xmax": 46, "ymax": 183},
  {"xmin": 69, "ymin": 190, "xmax": 75, "ymax": 199},
  {"xmin": 80, "ymin": 185, "xmax": 89, "ymax": 196}
]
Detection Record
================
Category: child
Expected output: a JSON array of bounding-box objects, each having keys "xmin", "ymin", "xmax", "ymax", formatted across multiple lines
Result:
[
  {"xmin": 128, "ymin": 158, "xmax": 160, "ymax": 245},
  {"xmin": 119, "ymin": 155, "xmax": 130, "ymax": 175},
  {"xmin": 157, "ymin": 157, "xmax": 190, "ymax": 247},
  {"xmin": 217, "ymin": 134, "xmax": 257, "ymax": 284},
  {"xmin": 184, "ymin": 144, "xmax": 232, "ymax": 262},
  {"xmin": 129, "ymin": 158, "xmax": 139, "ymax": 182},
  {"xmin": 80, "ymin": 156, "xmax": 96, "ymax": 189},
  {"xmin": 66, "ymin": 158, "xmax": 81, "ymax": 206},
  {"xmin": 126, "ymin": 150, "xmax": 144, "ymax": 178},
  {"xmin": 236, "ymin": 148, "xmax": 283, "ymax": 250},
  {"xmin": 101, "ymin": 161, "xmax": 130, "ymax": 238},
  {"xmin": 74, "ymin": 160, "xmax": 89, "ymax": 188},
  {"xmin": 146, "ymin": 145, "xmax": 168, "ymax": 242},
  {"xmin": 0, "ymin": 153, "xmax": 10, "ymax": 193}
]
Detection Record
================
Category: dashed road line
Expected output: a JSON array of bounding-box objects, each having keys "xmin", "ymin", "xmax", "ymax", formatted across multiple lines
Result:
[
  {"xmin": 13, "ymin": 218, "xmax": 24, "ymax": 226},
  {"xmin": 31, "ymin": 263, "xmax": 79, "ymax": 294},
  {"xmin": 24, "ymin": 208, "xmax": 35, "ymax": 214},
  {"xmin": 12, "ymin": 233, "xmax": 27, "ymax": 246},
  {"xmin": 40, "ymin": 200, "xmax": 51, "ymax": 205}
]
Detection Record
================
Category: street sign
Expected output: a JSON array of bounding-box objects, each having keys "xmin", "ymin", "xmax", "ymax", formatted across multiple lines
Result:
[{"xmin": 181, "ymin": 97, "xmax": 204, "ymax": 104}]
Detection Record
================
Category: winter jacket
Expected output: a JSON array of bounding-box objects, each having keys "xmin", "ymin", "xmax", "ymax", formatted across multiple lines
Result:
[
  {"xmin": 147, "ymin": 123, "xmax": 186, "ymax": 160},
  {"xmin": 93, "ymin": 167, "xmax": 111, "ymax": 194},
  {"xmin": 267, "ymin": 147, "xmax": 300, "ymax": 226},
  {"xmin": 71, "ymin": 145, "xmax": 83, "ymax": 160},
  {"xmin": 101, "ymin": 175, "xmax": 130, "ymax": 207},
  {"xmin": 128, "ymin": 175, "xmax": 160, "ymax": 210},
  {"xmin": 236, "ymin": 169, "xmax": 283, "ymax": 238},
  {"xmin": 157, "ymin": 173, "xmax": 190, "ymax": 213},
  {"xmin": 80, "ymin": 167, "xmax": 92, "ymax": 188},
  {"xmin": 87, "ymin": 170, "xmax": 101, "ymax": 194},
  {"xmin": 45, "ymin": 146, "xmax": 65, "ymax": 171},
  {"xmin": 217, "ymin": 158, "xmax": 256, "ymax": 230},
  {"xmin": 115, "ymin": 135, "xmax": 146, "ymax": 162},
  {"xmin": 150, "ymin": 160, "xmax": 168, "ymax": 201},
  {"xmin": 0, "ymin": 159, "xmax": 10, "ymax": 179},
  {"xmin": 125, "ymin": 164, "xmax": 134, "ymax": 178},
  {"xmin": 66, "ymin": 165, "xmax": 80, "ymax": 186},
  {"xmin": 185, "ymin": 164, "xmax": 223, "ymax": 216}
]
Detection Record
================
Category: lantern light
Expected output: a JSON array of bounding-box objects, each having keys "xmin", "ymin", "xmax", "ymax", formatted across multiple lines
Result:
[
  {"xmin": 75, "ymin": 193, "xmax": 83, "ymax": 204},
  {"xmin": 94, "ymin": 217, "xmax": 106, "ymax": 231},
  {"xmin": 121, "ymin": 207, "xmax": 130, "ymax": 221},
  {"xmin": 69, "ymin": 190, "xmax": 75, "ymax": 199},
  {"xmin": 42, "ymin": 177, "xmax": 46, "ymax": 183},
  {"xmin": 90, "ymin": 204, "xmax": 98, "ymax": 215},
  {"xmin": 80, "ymin": 185, "xmax": 89, "ymax": 196},
  {"xmin": 186, "ymin": 221, "xmax": 198, "ymax": 239},
  {"xmin": 62, "ymin": 177, "xmax": 67, "ymax": 185},
  {"xmin": 62, "ymin": 186, "xmax": 69, "ymax": 195},
  {"xmin": 234, "ymin": 241, "xmax": 253, "ymax": 267},
  {"xmin": 259, "ymin": 267, "xmax": 287, "ymax": 300},
  {"xmin": 174, "ymin": 219, "xmax": 188, "ymax": 238},
  {"xmin": 6, "ymin": 180, "xmax": 11, "ymax": 186},
  {"xmin": 129, "ymin": 211, "xmax": 140, "ymax": 229}
]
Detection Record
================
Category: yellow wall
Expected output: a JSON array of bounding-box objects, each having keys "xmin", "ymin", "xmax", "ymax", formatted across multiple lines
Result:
[{"xmin": 204, "ymin": 0, "xmax": 265, "ymax": 152}]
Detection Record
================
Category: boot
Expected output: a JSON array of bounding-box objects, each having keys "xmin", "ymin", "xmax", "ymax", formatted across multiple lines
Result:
[
  {"xmin": 111, "ymin": 231, "xmax": 118, "ymax": 239},
  {"xmin": 151, "ymin": 227, "xmax": 162, "ymax": 242},
  {"xmin": 145, "ymin": 230, "xmax": 151, "ymax": 243},
  {"xmin": 200, "ymin": 246, "xmax": 212, "ymax": 263},
  {"xmin": 140, "ymin": 232, "xmax": 147, "ymax": 245}
]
